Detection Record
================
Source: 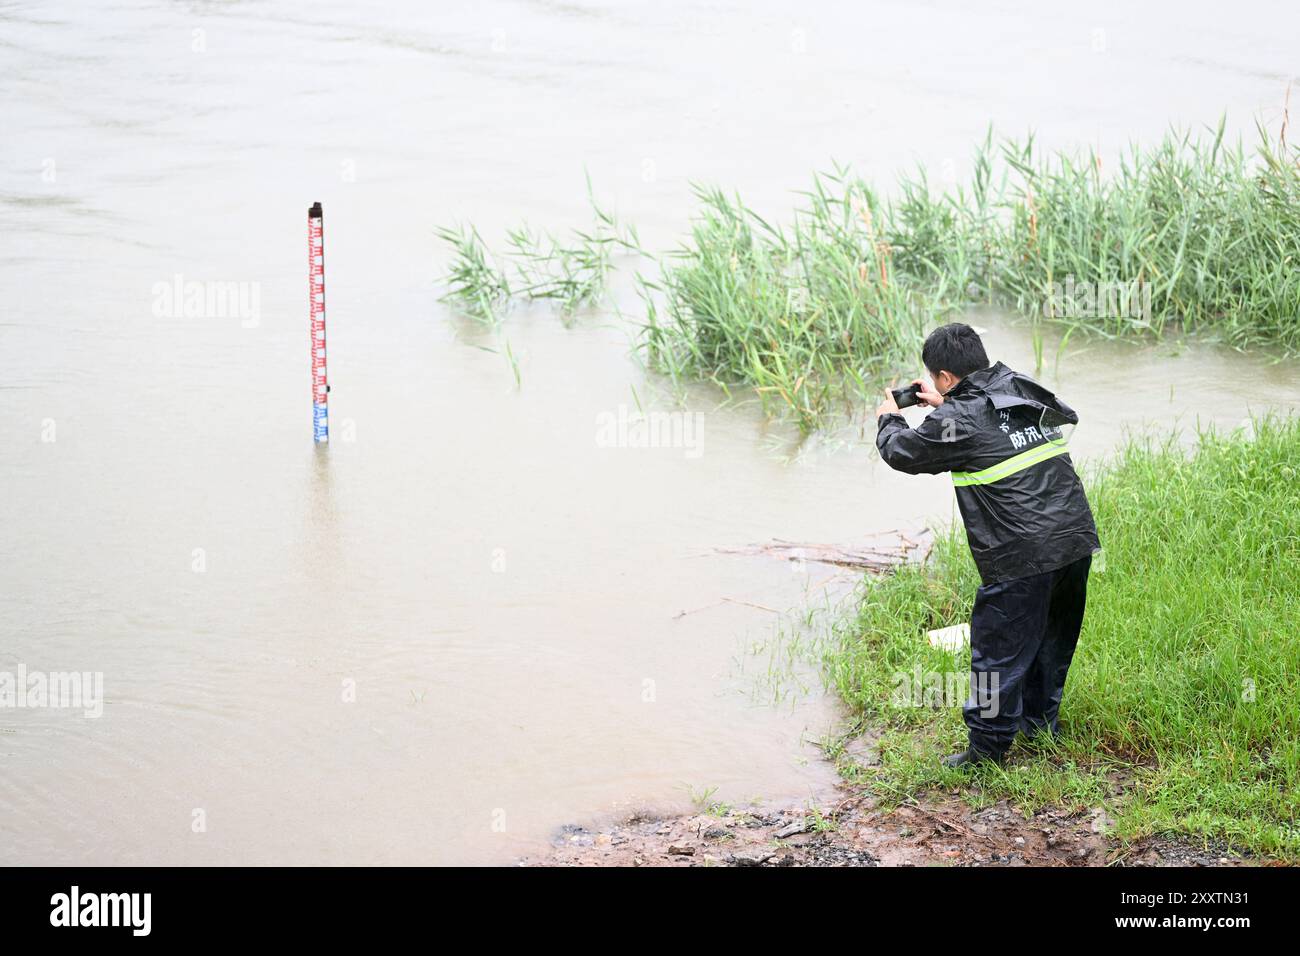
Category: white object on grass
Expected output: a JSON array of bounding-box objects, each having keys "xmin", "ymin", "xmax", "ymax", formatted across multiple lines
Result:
[{"xmin": 927, "ymin": 622, "xmax": 970, "ymax": 651}]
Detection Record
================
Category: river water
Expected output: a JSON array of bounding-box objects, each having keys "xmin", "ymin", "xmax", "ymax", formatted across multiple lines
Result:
[{"xmin": 2, "ymin": 1, "xmax": 1298, "ymax": 865}]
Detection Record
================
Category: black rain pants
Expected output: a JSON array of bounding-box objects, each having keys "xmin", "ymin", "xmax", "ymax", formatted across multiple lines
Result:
[{"xmin": 963, "ymin": 554, "xmax": 1092, "ymax": 758}]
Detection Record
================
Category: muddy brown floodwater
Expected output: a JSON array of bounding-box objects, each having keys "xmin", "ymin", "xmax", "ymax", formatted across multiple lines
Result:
[{"xmin": 2, "ymin": 1, "xmax": 1298, "ymax": 865}]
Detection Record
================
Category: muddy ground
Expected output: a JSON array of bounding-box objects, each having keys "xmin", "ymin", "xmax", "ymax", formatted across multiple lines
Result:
[{"xmin": 522, "ymin": 752, "xmax": 1254, "ymax": 868}]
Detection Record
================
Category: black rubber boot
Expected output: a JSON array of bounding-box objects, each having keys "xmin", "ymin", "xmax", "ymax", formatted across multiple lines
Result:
[{"xmin": 942, "ymin": 747, "xmax": 1005, "ymax": 769}]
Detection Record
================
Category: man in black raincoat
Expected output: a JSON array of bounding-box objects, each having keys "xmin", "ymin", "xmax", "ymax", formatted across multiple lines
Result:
[{"xmin": 875, "ymin": 323, "xmax": 1100, "ymax": 767}]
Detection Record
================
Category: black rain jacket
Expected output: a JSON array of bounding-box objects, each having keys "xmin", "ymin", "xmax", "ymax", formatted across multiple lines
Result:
[{"xmin": 876, "ymin": 362, "xmax": 1099, "ymax": 585}]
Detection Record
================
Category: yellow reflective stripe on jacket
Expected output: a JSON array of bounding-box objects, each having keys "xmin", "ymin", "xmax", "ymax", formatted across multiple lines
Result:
[{"xmin": 952, "ymin": 440, "xmax": 1070, "ymax": 487}]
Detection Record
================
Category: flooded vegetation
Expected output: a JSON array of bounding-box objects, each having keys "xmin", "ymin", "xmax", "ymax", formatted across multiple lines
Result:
[
  {"xmin": 437, "ymin": 180, "xmax": 642, "ymax": 322},
  {"xmin": 443, "ymin": 123, "xmax": 1300, "ymax": 432},
  {"xmin": 436, "ymin": 118, "xmax": 1300, "ymax": 860},
  {"xmin": 4, "ymin": 0, "xmax": 1299, "ymax": 872}
]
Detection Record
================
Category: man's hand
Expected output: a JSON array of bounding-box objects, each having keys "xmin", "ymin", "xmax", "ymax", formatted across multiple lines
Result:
[
  {"xmin": 913, "ymin": 378, "xmax": 944, "ymax": 408},
  {"xmin": 876, "ymin": 389, "xmax": 900, "ymax": 418}
]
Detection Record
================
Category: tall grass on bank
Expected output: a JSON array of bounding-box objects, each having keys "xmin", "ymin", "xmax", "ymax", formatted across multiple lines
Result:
[
  {"xmin": 824, "ymin": 417, "xmax": 1300, "ymax": 857},
  {"xmin": 639, "ymin": 173, "xmax": 942, "ymax": 432},
  {"xmin": 644, "ymin": 124, "xmax": 1300, "ymax": 430},
  {"xmin": 956, "ymin": 121, "xmax": 1300, "ymax": 350},
  {"xmin": 438, "ymin": 122, "xmax": 1300, "ymax": 429}
]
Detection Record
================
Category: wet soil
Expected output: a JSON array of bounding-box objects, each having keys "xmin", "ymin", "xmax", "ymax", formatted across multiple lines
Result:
[{"xmin": 523, "ymin": 772, "xmax": 1254, "ymax": 868}]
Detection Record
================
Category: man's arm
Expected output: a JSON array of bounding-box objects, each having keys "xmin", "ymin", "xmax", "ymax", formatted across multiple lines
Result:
[{"xmin": 875, "ymin": 407, "xmax": 971, "ymax": 475}]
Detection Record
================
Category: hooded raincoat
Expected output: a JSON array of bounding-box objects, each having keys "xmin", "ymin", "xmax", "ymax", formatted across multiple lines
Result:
[{"xmin": 876, "ymin": 362, "xmax": 1099, "ymax": 585}]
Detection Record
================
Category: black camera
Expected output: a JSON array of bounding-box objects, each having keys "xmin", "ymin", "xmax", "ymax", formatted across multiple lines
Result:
[{"xmin": 890, "ymin": 383, "xmax": 922, "ymax": 409}]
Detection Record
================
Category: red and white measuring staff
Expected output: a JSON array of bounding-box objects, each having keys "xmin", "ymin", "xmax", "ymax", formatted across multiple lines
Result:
[{"xmin": 308, "ymin": 202, "xmax": 329, "ymax": 442}]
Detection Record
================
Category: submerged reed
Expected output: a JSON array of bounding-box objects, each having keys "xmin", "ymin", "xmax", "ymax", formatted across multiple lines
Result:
[
  {"xmin": 440, "ymin": 122, "xmax": 1300, "ymax": 430},
  {"xmin": 438, "ymin": 177, "xmax": 641, "ymax": 324},
  {"xmin": 435, "ymin": 223, "xmax": 511, "ymax": 322},
  {"xmin": 644, "ymin": 122, "xmax": 1300, "ymax": 429},
  {"xmin": 972, "ymin": 120, "xmax": 1300, "ymax": 351},
  {"xmin": 639, "ymin": 174, "xmax": 938, "ymax": 431}
]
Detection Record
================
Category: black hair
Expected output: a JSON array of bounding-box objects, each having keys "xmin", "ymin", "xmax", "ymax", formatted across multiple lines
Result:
[{"xmin": 921, "ymin": 323, "xmax": 989, "ymax": 378}]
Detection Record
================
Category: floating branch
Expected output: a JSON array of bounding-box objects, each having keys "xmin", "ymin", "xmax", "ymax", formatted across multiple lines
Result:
[{"xmin": 713, "ymin": 528, "xmax": 933, "ymax": 573}]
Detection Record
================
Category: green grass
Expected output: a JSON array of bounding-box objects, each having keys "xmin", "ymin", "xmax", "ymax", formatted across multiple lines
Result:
[
  {"xmin": 641, "ymin": 123, "xmax": 1300, "ymax": 431},
  {"xmin": 638, "ymin": 174, "xmax": 942, "ymax": 433},
  {"xmin": 435, "ymin": 223, "xmax": 511, "ymax": 322},
  {"xmin": 438, "ymin": 121, "xmax": 1300, "ymax": 431},
  {"xmin": 945, "ymin": 120, "xmax": 1300, "ymax": 351},
  {"xmin": 437, "ymin": 175, "xmax": 642, "ymax": 324},
  {"xmin": 824, "ymin": 416, "xmax": 1300, "ymax": 859}
]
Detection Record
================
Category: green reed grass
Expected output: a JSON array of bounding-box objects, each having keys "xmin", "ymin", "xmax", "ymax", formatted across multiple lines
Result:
[
  {"xmin": 440, "ymin": 121, "xmax": 1300, "ymax": 430},
  {"xmin": 639, "ymin": 173, "xmax": 939, "ymax": 432},
  {"xmin": 435, "ymin": 223, "xmax": 511, "ymax": 322},
  {"xmin": 438, "ymin": 176, "xmax": 641, "ymax": 324},
  {"xmin": 977, "ymin": 120, "xmax": 1300, "ymax": 351},
  {"xmin": 824, "ymin": 417, "xmax": 1300, "ymax": 858},
  {"xmin": 645, "ymin": 123, "xmax": 1300, "ymax": 430}
]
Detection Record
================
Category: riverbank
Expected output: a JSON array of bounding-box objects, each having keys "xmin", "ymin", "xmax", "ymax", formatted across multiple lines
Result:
[
  {"xmin": 529, "ymin": 416, "xmax": 1299, "ymax": 867},
  {"xmin": 825, "ymin": 416, "xmax": 1300, "ymax": 861},
  {"xmin": 523, "ymin": 744, "xmax": 1252, "ymax": 867}
]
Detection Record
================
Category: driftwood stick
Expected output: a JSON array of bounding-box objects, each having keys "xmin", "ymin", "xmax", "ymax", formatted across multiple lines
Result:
[{"xmin": 713, "ymin": 529, "xmax": 933, "ymax": 573}]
